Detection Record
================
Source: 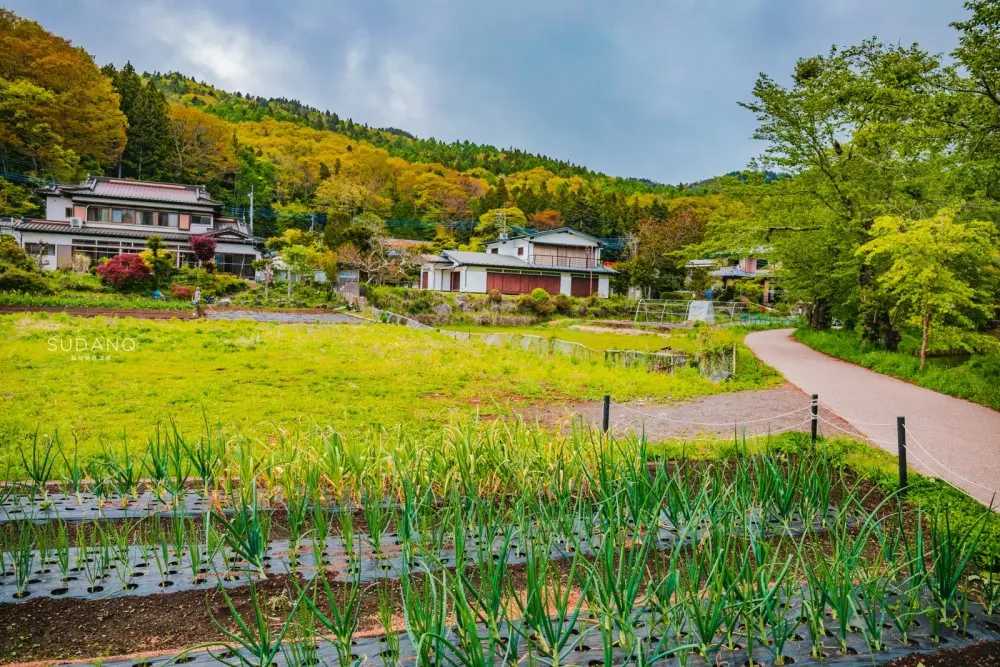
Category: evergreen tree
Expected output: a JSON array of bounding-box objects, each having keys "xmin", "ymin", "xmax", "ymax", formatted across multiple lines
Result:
[{"xmin": 125, "ymin": 82, "xmax": 171, "ymax": 180}]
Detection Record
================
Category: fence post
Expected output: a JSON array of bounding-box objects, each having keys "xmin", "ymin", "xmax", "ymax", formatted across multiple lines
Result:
[
  {"xmin": 602, "ymin": 394, "xmax": 611, "ymax": 434},
  {"xmin": 810, "ymin": 394, "xmax": 819, "ymax": 448},
  {"xmin": 897, "ymin": 416, "xmax": 908, "ymax": 496},
  {"xmin": 732, "ymin": 343, "xmax": 737, "ymax": 375}
]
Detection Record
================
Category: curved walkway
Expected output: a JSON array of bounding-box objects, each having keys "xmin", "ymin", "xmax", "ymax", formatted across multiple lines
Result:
[{"xmin": 746, "ymin": 329, "xmax": 1000, "ymax": 507}]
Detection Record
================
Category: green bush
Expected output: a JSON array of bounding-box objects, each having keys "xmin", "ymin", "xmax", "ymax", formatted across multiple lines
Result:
[
  {"xmin": 0, "ymin": 235, "xmax": 34, "ymax": 271},
  {"xmin": 0, "ymin": 267, "xmax": 52, "ymax": 294},
  {"xmin": 172, "ymin": 267, "xmax": 249, "ymax": 297},
  {"xmin": 48, "ymin": 270, "xmax": 105, "ymax": 293}
]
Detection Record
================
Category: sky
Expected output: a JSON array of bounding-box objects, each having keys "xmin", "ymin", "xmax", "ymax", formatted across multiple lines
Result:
[{"xmin": 8, "ymin": 0, "xmax": 968, "ymax": 184}]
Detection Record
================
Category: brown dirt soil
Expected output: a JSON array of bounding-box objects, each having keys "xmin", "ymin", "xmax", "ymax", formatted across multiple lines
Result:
[
  {"xmin": 0, "ymin": 306, "xmax": 194, "ymax": 320},
  {"xmin": 523, "ymin": 382, "xmax": 863, "ymax": 441},
  {"xmin": 882, "ymin": 640, "xmax": 1000, "ymax": 666}
]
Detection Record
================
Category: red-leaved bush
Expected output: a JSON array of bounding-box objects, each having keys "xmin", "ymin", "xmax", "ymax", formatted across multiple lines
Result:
[
  {"xmin": 189, "ymin": 234, "xmax": 218, "ymax": 264},
  {"xmin": 95, "ymin": 254, "xmax": 151, "ymax": 291},
  {"xmin": 170, "ymin": 284, "xmax": 194, "ymax": 299}
]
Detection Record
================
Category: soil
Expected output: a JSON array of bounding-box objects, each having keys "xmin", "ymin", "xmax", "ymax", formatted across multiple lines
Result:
[
  {"xmin": 523, "ymin": 382, "xmax": 863, "ymax": 441},
  {"xmin": 0, "ymin": 306, "xmax": 194, "ymax": 320},
  {"xmin": 882, "ymin": 640, "xmax": 1000, "ymax": 666}
]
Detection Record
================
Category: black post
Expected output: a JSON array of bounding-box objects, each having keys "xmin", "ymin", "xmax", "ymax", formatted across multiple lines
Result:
[
  {"xmin": 897, "ymin": 416, "xmax": 908, "ymax": 496},
  {"xmin": 810, "ymin": 394, "xmax": 818, "ymax": 448},
  {"xmin": 602, "ymin": 394, "xmax": 611, "ymax": 434}
]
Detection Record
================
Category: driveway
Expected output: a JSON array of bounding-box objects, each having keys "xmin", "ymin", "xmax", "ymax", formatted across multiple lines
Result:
[{"xmin": 746, "ymin": 329, "xmax": 1000, "ymax": 507}]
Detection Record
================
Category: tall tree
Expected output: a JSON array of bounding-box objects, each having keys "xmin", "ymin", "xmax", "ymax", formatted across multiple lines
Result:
[
  {"xmin": 125, "ymin": 82, "xmax": 171, "ymax": 180},
  {"xmin": 857, "ymin": 208, "xmax": 997, "ymax": 368},
  {"xmin": 0, "ymin": 9, "xmax": 126, "ymax": 175}
]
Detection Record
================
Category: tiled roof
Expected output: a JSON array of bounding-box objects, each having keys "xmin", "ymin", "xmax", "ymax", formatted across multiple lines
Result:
[
  {"xmin": 41, "ymin": 176, "xmax": 222, "ymax": 206},
  {"xmin": 441, "ymin": 250, "xmax": 533, "ymax": 269},
  {"xmin": 13, "ymin": 220, "xmax": 262, "ymax": 246},
  {"xmin": 505, "ymin": 226, "xmax": 603, "ymax": 245}
]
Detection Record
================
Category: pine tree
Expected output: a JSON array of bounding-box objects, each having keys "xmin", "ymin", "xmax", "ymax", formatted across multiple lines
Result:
[{"xmin": 125, "ymin": 82, "xmax": 170, "ymax": 180}]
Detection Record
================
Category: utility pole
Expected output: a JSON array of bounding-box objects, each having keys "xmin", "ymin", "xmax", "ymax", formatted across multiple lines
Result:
[{"xmin": 248, "ymin": 184, "xmax": 255, "ymax": 236}]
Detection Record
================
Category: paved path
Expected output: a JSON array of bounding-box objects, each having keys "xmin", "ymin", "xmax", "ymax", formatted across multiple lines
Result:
[{"xmin": 746, "ymin": 329, "xmax": 1000, "ymax": 507}]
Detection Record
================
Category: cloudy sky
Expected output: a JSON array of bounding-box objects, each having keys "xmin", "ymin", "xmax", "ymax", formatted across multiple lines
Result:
[{"xmin": 10, "ymin": 0, "xmax": 967, "ymax": 184}]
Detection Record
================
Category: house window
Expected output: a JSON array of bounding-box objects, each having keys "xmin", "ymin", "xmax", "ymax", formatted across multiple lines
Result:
[
  {"xmin": 111, "ymin": 208, "xmax": 137, "ymax": 224},
  {"xmin": 140, "ymin": 211, "xmax": 155, "ymax": 226},
  {"xmin": 191, "ymin": 215, "xmax": 213, "ymax": 227},
  {"xmin": 87, "ymin": 207, "xmax": 110, "ymax": 222},
  {"xmin": 25, "ymin": 243, "xmax": 54, "ymax": 256},
  {"xmin": 64, "ymin": 207, "xmax": 73, "ymax": 218},
  {"xmin": 756, "ymin": 258, "xmax": 769, "ymax": 270},
  {"xmin": 491, "ymin": 248, "xmax": 499, "ymax": 254},
  {"xmin": 158, "ymin": 212, "xmax": 179, "ymax": 227},
  {"xmin": 517, "ymin": 247, "xmax": 524, "ymax": 256}
]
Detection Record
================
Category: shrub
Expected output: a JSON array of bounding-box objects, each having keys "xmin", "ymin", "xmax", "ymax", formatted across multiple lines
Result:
[
  {"xmin": 551, "ymin": 293, "xmax": 573, "ymax": 315},
  {"xmin": 189, "ymin": 235, "xmax": 218, "ymax": 265},
  {"xmin": 0, "ymin": 235, "xmax": 34, "ymax": 271},
  {"xmin": 487, "ymin": 289, "xmax": 503, "ymax": 304},
  {"xmin": 95, "ymin": 254, "xmax": 151, "ymax": 291},
  {"xmin": 170, "ymin": 284, "xmax": 195, "ymax": 300},
  {"xmin": 0, "ymin": 267, "xmax": 52, "ymax": 294},
  {"xmin": 171, "ymin": 266, "xmax": 249, "ymax": 297},
  {"xmin": 529, "ymin": 287, "xmax": 551, "ymax": 303}
]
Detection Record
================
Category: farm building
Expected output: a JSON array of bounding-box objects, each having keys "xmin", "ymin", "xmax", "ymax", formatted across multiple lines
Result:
[{"xmin": 419, "ymin": 227, "xmax": 616, "ymax": 297}]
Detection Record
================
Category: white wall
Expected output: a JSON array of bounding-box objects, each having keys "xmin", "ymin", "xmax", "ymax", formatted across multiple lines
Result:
[
  {"xmin": 598, "ymin": 277, "xmax": 610, "ymax": 298},
  {"xmin": 44, "ymin": 197, "xmax": 73, "ymax": 222},
  {"xmin": 465, "ymin": 268, "xmax": 487, "ymax": 293},
  {"xmin": 559, "ymin": 273, "xmax": 572, "ymax": 296},
  {"xmin": 486, "ymin": 238, "xmax": 529, "ymax": 258}
]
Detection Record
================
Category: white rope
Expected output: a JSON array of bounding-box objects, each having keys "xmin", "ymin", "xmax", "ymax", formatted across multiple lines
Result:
[
  {"xmin": 902, "ymin": 424, "xmax": 1000, "ymax": 497},
  {"xmin": 816, "ymin": 415, "xmax": 897, "ymax": 447},
  {"xmin": 613, "ymin": 402, "xmax": 810, "ymax": 428},
  {"xmin": 817, "ymin": 401, "xmax": 894, "ymax": 427},
  {"xmin": 648, "ymin": 417, "xmax": 815, "ymax": 442}
]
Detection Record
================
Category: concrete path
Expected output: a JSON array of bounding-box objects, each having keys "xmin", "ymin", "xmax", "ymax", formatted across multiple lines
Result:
[{"xmin": 745, "ymin": 329, "xmax": 1000, "ymax": 507}]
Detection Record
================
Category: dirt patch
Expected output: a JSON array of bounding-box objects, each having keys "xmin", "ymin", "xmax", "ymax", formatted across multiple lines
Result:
[
  {"xmin": 882, "ymin": 640, "xmax": 1000, "ymax": 666},
  {"xmin": 522, "ymin": 382, "xmax": 863, "ymax": 441},
  {"xmin": 0, "ymin": 306, "xmax": 193, "ymax": 320}
]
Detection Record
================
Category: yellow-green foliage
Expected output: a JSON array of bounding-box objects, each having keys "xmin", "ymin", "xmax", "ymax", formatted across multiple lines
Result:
[{"xmin": 0, "ymin": 314, "xmax": 779, "ymax": 459}]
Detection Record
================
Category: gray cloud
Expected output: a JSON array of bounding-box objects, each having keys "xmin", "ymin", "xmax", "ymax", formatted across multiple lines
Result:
[{"xmin": 8, "ymin": 0, "xmax": 966, "ymax": 183}]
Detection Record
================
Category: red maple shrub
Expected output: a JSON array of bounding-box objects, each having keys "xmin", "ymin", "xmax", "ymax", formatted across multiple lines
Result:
[
  {"xmin": 95, "ymin": 254, "xmax": 151, "ymax": 291},
  {"xmin": 170, "ymin": 284, "xmax": 194, "ymax": 299},
  {"xmin": 189, "ymin": 235, "xmax": 217, "ymax": 265}
]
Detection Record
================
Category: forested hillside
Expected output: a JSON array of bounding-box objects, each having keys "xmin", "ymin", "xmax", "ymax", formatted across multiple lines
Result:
[{"xmin": 0, "ymin": 9, "xmax": 714, "ymax": 251}]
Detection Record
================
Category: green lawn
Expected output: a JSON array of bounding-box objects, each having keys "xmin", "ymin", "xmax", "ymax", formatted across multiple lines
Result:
[
  {"xmin": 439, "ymin": 321, "xmax": 745, "ymax": 354},
  {"xmin": 0, "ymin": 290, "xmax": 191, "ymax": 310},
  {"xmin": 0, "ymin": 314, "xmax": 780, "ymax": 461},
  {"xmin": 794, "ymin": 328, "xmax": 1000, "ymax": 410}
]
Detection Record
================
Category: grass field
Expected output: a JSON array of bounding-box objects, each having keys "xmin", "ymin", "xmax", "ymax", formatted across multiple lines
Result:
[
  {"xmin": 795, "ymin": 328, "xmax": 1000, "ymax": 410},
  {"xmin": 0, "ymin": 314, "xmax": 780, "ymax": 461},
  {"xmin": 439, "ymin": 321, "xmax": 743, "ymax": 353}
]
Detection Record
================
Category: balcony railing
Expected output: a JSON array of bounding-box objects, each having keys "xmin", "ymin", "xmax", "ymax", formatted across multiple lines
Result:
[{"xmin": 529, "ymin": 253, "xmax": 601, "ymax": 269}]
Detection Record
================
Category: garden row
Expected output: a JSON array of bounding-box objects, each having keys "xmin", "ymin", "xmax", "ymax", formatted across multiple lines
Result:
[{"xmin": 1, "ymin": 422, "xmax": 999, "ymax": 665}]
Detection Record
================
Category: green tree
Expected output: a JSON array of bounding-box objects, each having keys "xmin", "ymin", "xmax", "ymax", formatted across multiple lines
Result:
[
  {"xmin": 476, "ymin": 207, "xmax": 527, "ymax": 240},
  {"xmin": 721, "ymin": 40, "xmax": 952, "ymax": 340},
  {"xmin": 123, "ymin": 81, "xmax": 171, "ymax": 180},
  {"xmin": 857, "ymin": 207, "xmax": 997, "ymax": 368},
  {"xmin": 279, "ymin": 244, "xmax": 312, "ymax": 301}
]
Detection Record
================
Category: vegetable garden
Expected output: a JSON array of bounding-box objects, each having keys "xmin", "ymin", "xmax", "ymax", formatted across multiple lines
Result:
[{"xmin": 1, "ymin": 421, "xmax": 997, "ymax": 666}]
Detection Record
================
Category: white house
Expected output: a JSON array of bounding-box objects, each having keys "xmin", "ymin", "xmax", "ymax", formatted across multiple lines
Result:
[
  {"xmin": 1, "ymin": 176, "xmax": 263, "ymax": 276},
  {"xmin": 419, "ymin": 227, "xmax": 616, "ymax": 298}
]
